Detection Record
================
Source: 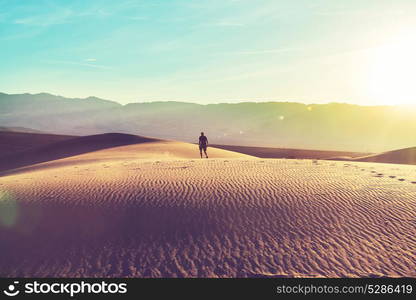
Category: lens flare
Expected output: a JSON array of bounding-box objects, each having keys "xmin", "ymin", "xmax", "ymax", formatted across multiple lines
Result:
[{"xmin": 0, "ymin": 190, "xmax": 19, "ymax": 228}]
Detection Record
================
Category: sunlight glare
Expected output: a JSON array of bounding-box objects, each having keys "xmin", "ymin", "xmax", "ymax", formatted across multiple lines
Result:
[{"xmin": 368, "ymin": 35, "xmax": 416, "ymax": 106}]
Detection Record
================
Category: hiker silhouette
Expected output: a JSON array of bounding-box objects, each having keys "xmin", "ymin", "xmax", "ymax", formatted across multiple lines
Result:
[{"xmin": 198, "ymin": 132, "xmax": 208, "ymax": 158}]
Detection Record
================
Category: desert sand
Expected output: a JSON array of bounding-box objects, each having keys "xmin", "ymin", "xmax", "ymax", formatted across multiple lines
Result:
[
  {"xmin": 211, "ymin": 144, "xmax": 369, "ymax": 160},
  {"xmin": 0, "ymin": 131, "xmax": 74, "ymax": 157},
  {"xmin": 0, "ymin": 134, "xmax": 415, "ymax": 277},
  {"xmin": 351, "ymin": 147, "xmax": 416, "ymax": 165}
]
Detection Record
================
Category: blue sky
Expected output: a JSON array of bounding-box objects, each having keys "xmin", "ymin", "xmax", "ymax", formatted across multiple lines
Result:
[{"xmin": 1, "ymin": 0, "xmax": 416, "ymax": 104}]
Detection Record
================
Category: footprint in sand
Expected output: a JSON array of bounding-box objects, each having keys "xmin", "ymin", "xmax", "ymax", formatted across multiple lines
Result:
[
  {"xmin": 389, "ymin": 176, "xmax": 396, "ymax": 178},
  {"xmin": 411, "ymin": 181, "xmax": 416, "ymax": 184},
  {"xmin": 398, "ymin": 178, "xmax": 405, "ymax": 182}
]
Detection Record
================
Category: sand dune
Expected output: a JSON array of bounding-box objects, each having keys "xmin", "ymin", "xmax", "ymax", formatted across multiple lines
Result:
[
  {"xmin": 351, "ymin": 147, "xmax": 416, "ymax": 165},
  {"xmin": 0, "ymin": 133, "xmax": 255, "ymax": 174},
  {"xmin": 0, "ymin": 133, "xmax": 161, "ymax": 173},
  {"xmin": 0, "ymin": 135, "xmax": 253, "ymax": 176},
  {"xmin": 211, "ymin": 144, "xmax": 368, "ymax": 160},
  {"xmin": 0, "ymin": 131, "xmax": 74, "ymax": 157},
  {"xmin": 0, "ymin": 142, "xmax": 415, "ymax": 277}
]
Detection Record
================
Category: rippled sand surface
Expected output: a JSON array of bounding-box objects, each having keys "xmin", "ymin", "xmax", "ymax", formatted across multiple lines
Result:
[{"xmin": 1, "ymin": 149, "xmax": 415, "ymax": 277}]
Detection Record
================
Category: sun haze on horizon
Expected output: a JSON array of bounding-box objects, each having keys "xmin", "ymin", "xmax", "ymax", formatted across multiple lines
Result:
[{"xmin": 1, "ymin": 0, "xmax": 416, "ymax": 106}]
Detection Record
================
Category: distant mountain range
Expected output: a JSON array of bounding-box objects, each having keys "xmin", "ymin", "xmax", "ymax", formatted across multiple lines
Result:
[
  {"xmin": 0, "ymin": 126, "xmax": 43, "ymax": 133},
  {"xmin": 1, "ymin": 92, "xmax": 415, "ymax": 152}
]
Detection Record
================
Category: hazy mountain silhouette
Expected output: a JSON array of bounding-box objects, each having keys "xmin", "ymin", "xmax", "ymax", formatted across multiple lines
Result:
[
  {"xmin": 1, "ymin": 92, "xmax": 415, "ymax": 152},
  {"xmin": 0, "ymin": 126, "xmax": 44, "ymax": 133}
]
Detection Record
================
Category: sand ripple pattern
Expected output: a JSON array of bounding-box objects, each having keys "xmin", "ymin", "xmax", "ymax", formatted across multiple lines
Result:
[{"xmin": 0, "ymin": 159, "xmax": 416, "ymax": 277}]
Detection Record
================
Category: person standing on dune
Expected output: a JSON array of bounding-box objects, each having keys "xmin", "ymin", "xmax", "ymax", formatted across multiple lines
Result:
[{"xmin": 199, "ymin": 132, "xmax": 209, "ymax": 158}]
